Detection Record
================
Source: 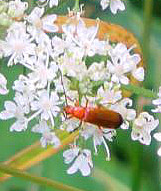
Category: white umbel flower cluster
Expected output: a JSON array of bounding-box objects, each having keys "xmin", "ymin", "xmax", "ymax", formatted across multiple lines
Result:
[{"xmin": 0, "ymin": 0, "xmax": 159, "ymax": 177}]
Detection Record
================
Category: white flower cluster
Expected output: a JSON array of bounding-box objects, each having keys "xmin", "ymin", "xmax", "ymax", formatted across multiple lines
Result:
[
  {"xmin": 0, "ymin": 0, "xmax": 160, "ymax": 177},
  {"xmin": 100, "ymin": 0, "xmax": 125, "ymax": 14}
]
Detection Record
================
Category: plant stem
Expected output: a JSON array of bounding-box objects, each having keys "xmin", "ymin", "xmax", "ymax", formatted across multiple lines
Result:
[
  {"xmin": 131, "ymin": 143, "xmax": 143, "ymax": 191},
  {"xmin": 121, "ymin": 84, "xmax": 157, "ymax": 98},
  {"xmin": 74, "ymin": 0, "xmax": 80, "ymax": 12},
  {"xmin": 0, "ymin": 164, "xmax": 84, "ymax": 191},
  {"xmin": 143, "ymin": 0, "xmax": 153, "ymax": 63}
]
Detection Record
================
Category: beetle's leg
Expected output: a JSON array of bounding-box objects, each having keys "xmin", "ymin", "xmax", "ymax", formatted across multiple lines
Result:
[
  {"xmin": 84, "ymin": 96, "xmax": 89, "ymax": 108},
  {"xmin": 75, "ymin": 99, "xmax": 80, "ymax": 107},
  {"xmin": 66, "ymin": 114, "xmax": 73, "ymax": 120},
  {"xmin": 66, "ymin": 96, "xmax": 76, "ymax": 102},
  {"xmin": 70, "ymin": 120, "xmax": 82, "ymax": 133}
]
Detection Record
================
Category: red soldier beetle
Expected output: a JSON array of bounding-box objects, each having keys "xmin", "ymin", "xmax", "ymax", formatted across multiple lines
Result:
[
  {"xmin": 59, "ymin": 68, "xmax": 123, "ymax": 130},
  {"xmin": 64, "ymin": 98, "xmax": 123, "ymax": 129}
]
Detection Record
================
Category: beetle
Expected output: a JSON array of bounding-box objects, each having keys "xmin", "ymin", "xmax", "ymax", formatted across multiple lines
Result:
[
  {"xmin": 59, "ymin": 68, "xmax": 123, "ymax": 129},
  {"xmin": 64, "ymin": 102, "xmax": 123, "ymax": 129}
]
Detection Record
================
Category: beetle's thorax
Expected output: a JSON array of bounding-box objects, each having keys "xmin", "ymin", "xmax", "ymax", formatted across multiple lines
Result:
[{"xmin": 65, "ymin": 106, "xmax": 86, "ymax": 120}]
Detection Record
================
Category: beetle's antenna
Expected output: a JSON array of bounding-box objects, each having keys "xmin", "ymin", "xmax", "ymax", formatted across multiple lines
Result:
[{"xmin": 58, "ymin": 68, "xmax": 68, "ymax": 106}]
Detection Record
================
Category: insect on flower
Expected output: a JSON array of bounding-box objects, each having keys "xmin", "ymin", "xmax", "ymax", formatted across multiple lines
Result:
[
  {"xmin": 64, "ymin": 100, "xmax": 123, "ymax": 129},
  {"xmin": 59, "ymin": 69, "xmax": 123, "ymax": 130}
]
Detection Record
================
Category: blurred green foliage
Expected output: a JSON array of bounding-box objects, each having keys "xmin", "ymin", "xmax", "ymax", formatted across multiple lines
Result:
[{"xmin": 0, "ymin": 0, "xmax": 161, "ymax": 191}]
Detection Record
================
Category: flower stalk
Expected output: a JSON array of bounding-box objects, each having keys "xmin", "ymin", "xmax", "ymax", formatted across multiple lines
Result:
[
  {"xmin": 74, "ymin": 0, "xmax": 80, "ymax": 12},
  {"xmin": 121, "ymin": 84, "xmax": 157, "ymax": 99},
  {"xmin": 0, "ymin": 163, "xmax": 84, "ymax": 191}
]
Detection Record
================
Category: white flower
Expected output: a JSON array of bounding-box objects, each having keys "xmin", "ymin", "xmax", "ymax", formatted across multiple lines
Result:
[
  {"xmin": 0, "ymin": 22, "xmax": 36, "ymax": 66},
  {"xmin": 131, "ymin": 67, "xmax": 144, "ymax": 82},
  {"xmin": 30, "ymin": 90, "xmax": 60, "ymax": 126},
  {"xmin": 8, "ymin": 0, "xmax": 28, "ymax": 19},
  {"xmin": 38, "ymin": 0, "xmax": 59, "ymax": 8},
  {"xmin": 63, "ymin": 147, "xmax": 80, "ymax": 164},
  {"xmin": 111, "ymin": 98, "xmax": 136, "ymax": 129},
  {"xmin": 32, "ymin": 121, "xmax": 60, "ymax": 147},
  {"xmin": 59, "ymin": 54, "xmax": 88, "ymax": 81},
  {"xmin": 26, "ymin": 7, "xmax": 58, "ymax": 43},
  {"xmin": 97, "ymin": 82, "xmax": 122, "ymax": 105},
  {"xmin": 107, "ymin": 43, "xmax": 144, "ymax": 84},
  {"xmin": 63, "ymin": 147, "xmax": 93, "ymax": 176},
  {"xmin": 61, "ymin": 118, "xmax": 80, "ymax": 132},
  {"xmin": 154, "ymin": 132, "xmax": 161, "ymax": 156},
  {"xmin": 28, "ymin": 61, "xmax": 58, "ymax": 89},
  {"xmin": 88, "ymin": 62, "xmax": 109, "ymax": 81},
  {"xmin": 81, "ymin": 124, "xmax": 116, "ymax": 160},
  {"xmin": 107, "ymin": 58, "xmax": 129, "ymax": 85},
  {"xmin": 152, "ymin": 87, "xmax": 161, "ymax": 113},
  {"xmin": 63, "ymin": 19, "xmax": 99, "ymax": 57},
  {"xmin": 54, "ymin": 76, "xmax": 71, "ymax": 94},
  {"xmin": 131, "ymin": 112, "xmax": 159, "ymax": 145},
  {"xmin": 12, "ymin": 75, "xmax": 36, "ymax": 104},
  {"xmin": 100, "ymin": 0, "xmax": 125, "ymax": 14},
  {"xmin": 122, "ymin": 50, "xmax": 144, "ymax": 81},
  {"xmin": 0, "ymin": 101, "xmax": 28, "ymax": 132},
  {"xmin": 14, "ymin": 92, "xmax": 30, "ymax": 114},
  {"xmin": 51, "ymin": 36, "xmax": 74, "ymax": 57},
  {"xmin": 0, "ymin": 73, "xmax": 8, "ymax": 95}
]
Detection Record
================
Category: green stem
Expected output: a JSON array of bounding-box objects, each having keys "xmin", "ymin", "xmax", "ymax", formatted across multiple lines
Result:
[
  {"xmin": 74, "ymin": 0, "xmax": 80, "ymax": 12},
  {"xmin": 121, "ymin": 84, "xmax": 157, "ymax": 98},
  {"xmin": 0, "ymin": 164, "xmax": 84, "ymax": 191},
  {"xmin": 143, "ymin": 0, "xmax": 153, "ymax": 62},
  {"xmin": 131, "ymin": 143, "xmax": 143, "ymax": 191}
]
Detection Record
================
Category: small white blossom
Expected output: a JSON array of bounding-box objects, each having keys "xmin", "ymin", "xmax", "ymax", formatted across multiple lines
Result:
[
  {"xmin": 152, "ymin": 87, "xmax": 161, "ymax": 113},
  {"xmin": 26, "ymin": 7, "xmax": 58, "ymax": 43},
  {"xmin": 0, "ymin": 22, "xmax": 36, "ymax": 66},
  {"xmin": 14, "ymin": 92, "xmax": 30, "ymax": 114},
  {"xmin": 100, "ymin": 0, "xmax": 125, "ymax": 14},
  {"xmin": 51, "ymin": 36, "xmax": 72, "ymax": 57},
  {"xmin": 59, "ymin": 54, "xmax": 88, "ymax": 81},
  {"xmin": 32, "ymin": 121, "xmax": 60, "ymax": 147},
  {"xmin": 63, "ymin": 147, "xmax": 93, "ymax": 176},
  {"xmin": 81, "ymin": 124, "xmax": 115, "ymax": 161},
  {"xmin": 0, "ymin": 73, "xmax": 8, "ymax": 95},
  {"xmin": 61, "ymin": 118, "xmax": 80, "ymax": 132},
  {"xmin": 154, "ymin": 132, "xmax": 161, "ymax": 156},
  {"xmin": 111, "ymin": 98, "xmax": 136, "ymax": 129},
  {"xmin": 107, "ymin": 43, "xmax": 144, "ymax": 84},
  {"xmin": 63, "ymin": 19, "xmax": 99, "ymax": 57},
  {"xmin": 0, "ymin": 101, "xmax": 28, "ymax": 132},
  {"xmin": 131, "ymin": 112, "xmax": 159, "ymax": 145},
  {"xmin": 123, "ymin": 50, "xmax": 144, "ymax": 81},
  {"xmin": 28, "ymin": 61, "xmax": 58, "ymax": 89},
  {"xmin": 30, "ymin": 90, "xmax": 60, "ymax": 126},
  {"xmin": 54, "ymin": 76, "xmax": 71, "ymax": 94},
  {"xmin": 8, "ymin": 0, "xmax": 28, "ymax": 19},
  {"xmin": 63, "ymin": 147, "xmax": 80, "ymax": 164},
  {"xmin": 97, "ymin": 82, "xmax": 122, "ymax": 105},
  {"xmin": 38, "ymin": 0, "xmax": 59, "ymax": 8},
  {"xmin": 107, "ymin": 58, "xmax": 129, "ymax": 85},
  {"xmin": 88, "ymin": 62, "xmax": 109, "ymax": 81},
  {"xmin": 12, "ymin": 75, "xmax": 36, "ymax": 104}
]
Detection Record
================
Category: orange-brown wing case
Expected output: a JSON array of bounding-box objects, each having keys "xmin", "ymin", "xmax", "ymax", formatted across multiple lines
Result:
[{"xmin": 84, "ymin": 107, "xmax": 123, "ymax": 129}]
